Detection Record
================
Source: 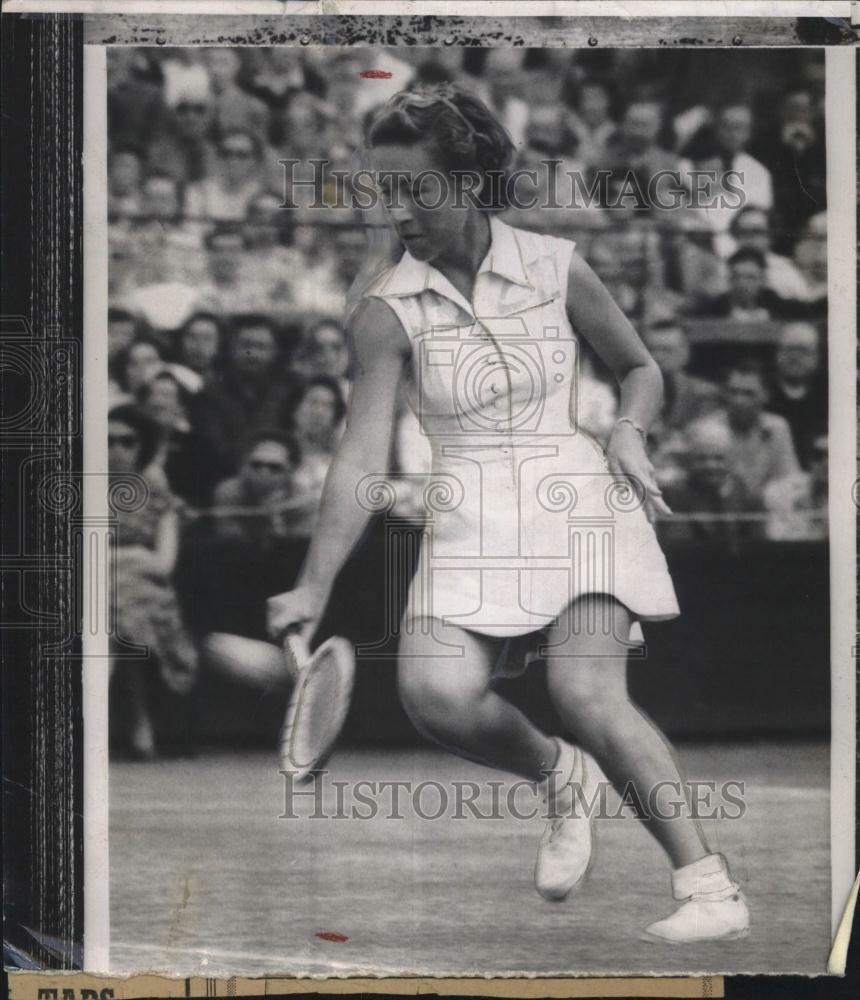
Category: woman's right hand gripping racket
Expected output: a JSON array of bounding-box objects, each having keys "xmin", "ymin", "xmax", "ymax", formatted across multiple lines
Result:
[{"xmin": 279, "ymin": 630, "xmax": 355, "ymax": 781}]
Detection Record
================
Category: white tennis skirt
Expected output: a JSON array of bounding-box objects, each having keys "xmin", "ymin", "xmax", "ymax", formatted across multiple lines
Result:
[{"xmin": 401, "ymin": 432, "xmax": 680, "ymax": 639}]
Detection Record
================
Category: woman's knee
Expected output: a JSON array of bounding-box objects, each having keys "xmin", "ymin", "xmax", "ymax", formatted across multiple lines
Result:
[
  {"xmin": 397, "ymin": 622, "xmax": 496, "ymax": 738},
  {"xmin": 397, "ymin": 661, "xmax": 486, "ymax": 741},
  {"xmin": 547, "ymin": 659, "xmax": 629, "ymax": 738}
]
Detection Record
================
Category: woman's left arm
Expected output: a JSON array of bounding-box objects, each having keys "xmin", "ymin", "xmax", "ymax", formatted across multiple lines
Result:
[{"xmin": 565, "ymin": 251, "xmax": 672, "ymax": 522}]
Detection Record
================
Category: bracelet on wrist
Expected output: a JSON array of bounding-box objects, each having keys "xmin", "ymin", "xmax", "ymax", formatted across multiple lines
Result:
[{"xmin": 613, "ymin": 416, "xmax": 648, "ymax": 443}]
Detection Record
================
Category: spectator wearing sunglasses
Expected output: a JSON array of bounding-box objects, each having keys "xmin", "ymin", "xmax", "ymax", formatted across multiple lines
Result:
[
  {"xmin": 196, "ymin": 431, "xmax": 316, "ymax": 690},
  {"xmin": 185, "ymin": 127, "xmax": 266, "ymax": 223},
  {"xmin": 212, "ymin": 430, "xmax": 301, "ymax": 545}
]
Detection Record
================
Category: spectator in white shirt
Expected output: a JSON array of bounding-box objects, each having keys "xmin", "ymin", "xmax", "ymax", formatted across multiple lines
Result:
[
  {"xmin": 185, "ymin": 128, "xmax": 265, "ymax": 224},
  {"xmin": 126, "ymin": 171, "xmax": 207, "ymax": 310},
  {"xmin": 679, "ymin": 104, "xmax": 773, "ymax": 256},
  {"xmin": 196, "ymin": 227, "xmax": 274, "ymax": 315},
  {"xmin": 714, "ymin": 104, "xmax": 773, "ymax": 213},
  {"xmin": 134, "ymin": 171, "xmax": 204, "ymax": 272},
  {"xmin": 285, "ymin": 221, "xmax": 348, "ymax": 316},
  {"xmin": 718, "ymin": 361, "xmax": 800, "ymax": 501},
  {"xmin": 727, "ymin": 207, "xmax": 810, "ymax": 301}
]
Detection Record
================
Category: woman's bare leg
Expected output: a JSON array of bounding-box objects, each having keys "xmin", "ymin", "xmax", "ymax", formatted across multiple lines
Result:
[
  {"xmin": 545, "ymin": 595, "xmax": 707, "ymax": 869},
  {"xmin": 397, "ymin": 617, "xmax": 557, "ymax": 781}
]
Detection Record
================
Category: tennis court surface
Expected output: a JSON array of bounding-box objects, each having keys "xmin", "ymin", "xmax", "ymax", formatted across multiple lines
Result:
[{"xmin": 110, "ymin": 741, "xmax": 830, "ymax": 976}]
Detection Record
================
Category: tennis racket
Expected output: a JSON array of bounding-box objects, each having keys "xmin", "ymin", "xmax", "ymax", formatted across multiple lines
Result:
[{"xmin": 278, "ymin": 630, "xmax": 355, "ymax": 782}]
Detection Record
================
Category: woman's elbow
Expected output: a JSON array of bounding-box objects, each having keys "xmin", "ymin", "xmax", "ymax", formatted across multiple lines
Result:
[
  {"xmin": 620, "ymin": 357, "xmax": 664, "ymax": 411},
  {"xmin": 647, "ymin": 359, "xmax": 665, "ymax": 404}
]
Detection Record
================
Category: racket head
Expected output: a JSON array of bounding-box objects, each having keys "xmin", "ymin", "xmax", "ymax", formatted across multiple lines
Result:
[{"xmin": 278, "ymin": 636, "xmax": 355, "ymax": 781}]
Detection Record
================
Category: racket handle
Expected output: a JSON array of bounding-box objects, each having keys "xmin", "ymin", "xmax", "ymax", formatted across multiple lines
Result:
[{"xmin": 282, "ymin": 630, "xmax": 309, "ymax": 681}]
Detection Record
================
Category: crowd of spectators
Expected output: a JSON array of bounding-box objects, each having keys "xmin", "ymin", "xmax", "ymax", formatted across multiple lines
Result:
[{"xmin": 106, "ymin": 46, "xmax": 830, "ymax": 756}]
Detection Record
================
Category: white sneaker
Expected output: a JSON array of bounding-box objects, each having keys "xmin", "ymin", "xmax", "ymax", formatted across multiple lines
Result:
[
  {"xmin": 643, "ymin": 853, "xmax": 751, "ymax": 944},
  {"xmin": 534, "ymin": 739, "xmax": 595, "ymax": 901}
]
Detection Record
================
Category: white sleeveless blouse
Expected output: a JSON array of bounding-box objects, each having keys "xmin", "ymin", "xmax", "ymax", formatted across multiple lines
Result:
[{"xmin": 364, "ymin": 216, "xmax": 679, "ymax": 638}]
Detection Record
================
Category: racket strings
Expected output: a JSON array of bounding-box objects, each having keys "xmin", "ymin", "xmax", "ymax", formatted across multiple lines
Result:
[{"xmin": 287, "ymin": 649, "xmax": 354, "ymax": 772}]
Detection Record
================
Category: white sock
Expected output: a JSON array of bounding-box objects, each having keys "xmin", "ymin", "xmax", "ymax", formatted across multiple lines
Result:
[{"xmin": 671, "ymin": 853, "xmax": 739, "ymax": 902}]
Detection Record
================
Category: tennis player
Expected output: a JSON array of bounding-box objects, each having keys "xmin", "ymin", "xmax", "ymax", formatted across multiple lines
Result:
[{"xmin": 268, "ymin": 83, "xmax": 750, "ymax": 944}]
